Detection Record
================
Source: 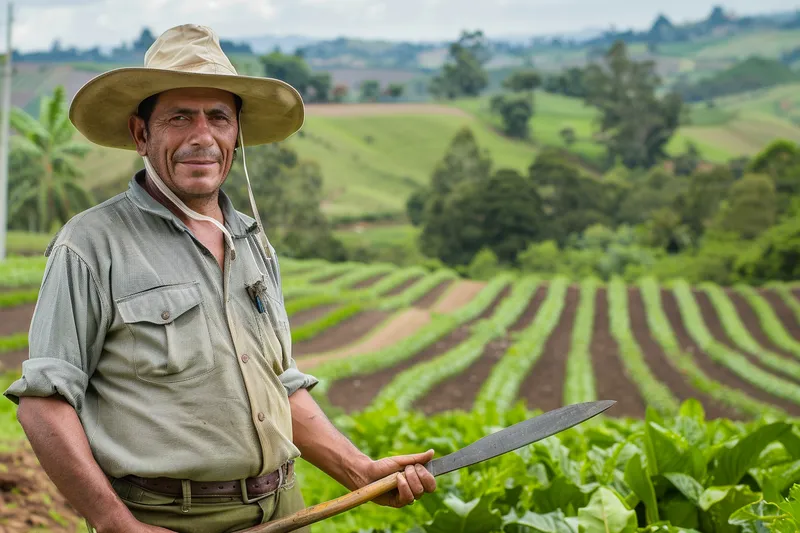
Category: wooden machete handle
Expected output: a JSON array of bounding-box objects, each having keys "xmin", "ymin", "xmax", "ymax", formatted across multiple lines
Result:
[{"xmin": 238, "ymin": 472, "xmax": 400, "ymax": 533}]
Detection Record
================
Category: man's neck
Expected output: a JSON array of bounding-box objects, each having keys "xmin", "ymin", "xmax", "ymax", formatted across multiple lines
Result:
[{"xmin": 140, "ymin": 172, "xmax": 224, "ymax": 226}]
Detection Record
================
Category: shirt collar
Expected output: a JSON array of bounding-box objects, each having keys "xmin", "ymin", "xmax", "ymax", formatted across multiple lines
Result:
[{"xmin": 126, "ymin": 170, "xmax": 259, "ymax": 239}]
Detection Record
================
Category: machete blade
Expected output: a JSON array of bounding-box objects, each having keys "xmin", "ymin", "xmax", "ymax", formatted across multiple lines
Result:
[{"xmin": 423, "ymin": 400, "xmax": 615, "ymax": 477}]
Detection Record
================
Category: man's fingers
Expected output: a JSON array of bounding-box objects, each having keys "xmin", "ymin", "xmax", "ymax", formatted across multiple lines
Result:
[
  {"xmin": 416, "ymin": 463, "xmax": 437, "ymax": 493},
  {"xmin": 405, "ymin": 465, "xmax": 424, "ymax": 497},
  {"xmin": 396, "ymin": 473, "xmax": 414, "ymax": 506},
  {"xmin": 390, "ymin": 449, "xmax": 435, "ymax": 468}
]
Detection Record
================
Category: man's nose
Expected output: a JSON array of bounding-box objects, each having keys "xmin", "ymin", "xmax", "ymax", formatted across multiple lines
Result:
[{"xmin": 187, "ymin": 116, "xmax": 215, "ymax": 145}]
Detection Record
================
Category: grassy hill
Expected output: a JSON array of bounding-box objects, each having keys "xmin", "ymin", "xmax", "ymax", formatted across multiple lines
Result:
[{"xmin": 65, "ymin": 85, "xmax": 800, "ymax": 221}]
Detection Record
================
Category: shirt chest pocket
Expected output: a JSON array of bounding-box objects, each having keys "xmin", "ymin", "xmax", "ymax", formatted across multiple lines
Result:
[{"xmin": 115, "ymin": 282, "xmax": 216, "ymax": 384}]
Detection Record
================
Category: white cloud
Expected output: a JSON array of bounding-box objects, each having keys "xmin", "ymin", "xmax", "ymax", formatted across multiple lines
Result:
[{"xmin": 7, "ymin": 0, "xmax": 799, "ymax": 52}]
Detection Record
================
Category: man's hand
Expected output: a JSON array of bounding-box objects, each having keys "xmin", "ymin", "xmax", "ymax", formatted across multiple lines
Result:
[
  {"xmin": 350, "ymin": 449, "xmax": 437, "ymax": 508},
  {"xmin": 289, "ymin": 389, "xmax": 437, "ymax": 508}
]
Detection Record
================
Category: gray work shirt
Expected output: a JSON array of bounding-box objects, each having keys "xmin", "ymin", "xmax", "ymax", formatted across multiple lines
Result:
[{"xmin": 4, "ymin": 171, "xmax": 318, "ymax": 481}]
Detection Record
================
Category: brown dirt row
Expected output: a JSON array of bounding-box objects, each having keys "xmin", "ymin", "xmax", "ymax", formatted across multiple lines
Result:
[
  {"xmin": 288, "ymin": 304, "xmax": 340, "ymax": 329},
  {"xmin": 326, "ymin": 287, "xmax": 511, "ymax": 414},
  {"xmin": 0, "ymin": 303, "xmax": 35, "ymax": 338},
  {"xmin": 431, "ymin": 280, "xmax": 486, "ymax": 313},
  {"xmin": 756, "ymin": 288, "xmax": 800, "ymax": 342},
  {"xmin": 517, "ymin": 286, "xmax": 580, "ymax": 414},
  {"xmin": 412, "ymin": 280, "xmax": 453, "ymax": 308},
  {"xmin": 382, "ymin": 276, "xmax": 423, "ymax": 297},
  {"xmin": 591, "ymin": 288, "xmax": 647, "ymax": 418},
  {"xmin": 661, "ymin": 289, "xmax": 800, "ymax": 417},
  {"xmin": 0, "ymin": 349, "xmax": 28, "ymax": 372},
  {"xmin": 627, "ymin": 289, "xmax": 742, "ymax": 420},
  {"xmin": 726, "ymin": 289, "xmax": 800, "ymax": 361},
  {"xmin": 415, "ymin": 285, "xmax": 548, "ymax": 414},
  {"xmin": 693, "ymin": 290, "xmax": 800, "ymax": 385},
  {"xmin": 293, "ymin": 310, "xmax": 391, "ymax": 356},
  {"xmin": 352, "ymin": 272, "xmax": 389, "ymax": 289},
  {"xmin": 297, "ymin": 308, "xmax": 432, "ymax": 372}
]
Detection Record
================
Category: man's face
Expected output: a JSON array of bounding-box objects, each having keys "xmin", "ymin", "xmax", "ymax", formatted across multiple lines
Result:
[{"xmin": 129, "ymin": 87, "xmax": 238, "ymax": 201}]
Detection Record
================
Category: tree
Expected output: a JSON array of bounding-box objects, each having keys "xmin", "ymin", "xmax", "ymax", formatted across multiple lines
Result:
[
  {"xmin": 734, "ymin": 216, "xmax": 800, "ymax": 284},
  {"xmin": 675, "ymin": 165, "xmax": 734, "ymax": 238},
  {"xmin": 8, "ymin": 85, "xmax": 93, "ymax": 233},
  {"xmin": 747, "ymin": 139, "xmax": 800, "ymax": 213},
  {"xmin": 560, "ymin": 127, "xmax": 576, "ymax": 146},
  {"xmin": 710, "ymin": 174, "xmax": 777, "ymax": 240},
  {"xmin": 360, "ymin": 80, "xmax": 381, "ymax": 102},
  {"xmin": 331, "ymin": 84, "xmax": 349, "ymax": 103},
  {"xmin": 502, "ymin": 69, "xmax": 541, "ymax": 107},
  {"xmin": 260, "ymin": 50, "xmax": 332, "ymax": 104},
  {"xmin": 583, "ymin": 40, "xmax": 684, "ymax": 169},
  {"xmin": 528, "ymin": 149, "xmax": 615, "ymax": 245},
  {"xmin": 419, "ymin": 168, "xmax": 543, "ymax": 265},
  {"xmin": 224, "ymin": 143, "xmax": 345, "ymax": 261},
  {"xmin": 385, "ymin": 83, "xmax": 405, "ymax": 100},
  {"xmin": 429, "ymin": 30, "xmax": 490, "ymax": 99},
  {"xmin": 489, "ymin": 94, "xmax": 533, "ymax": 139}
]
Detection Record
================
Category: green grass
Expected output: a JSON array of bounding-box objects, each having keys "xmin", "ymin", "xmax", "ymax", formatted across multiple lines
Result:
[
  {"xmin": 285, "ymin": 112, "xmax": 536, "ymax": 217},
  {"xmin": 6, "ymin": 231, "xmax": 54, "ymax": 255}
]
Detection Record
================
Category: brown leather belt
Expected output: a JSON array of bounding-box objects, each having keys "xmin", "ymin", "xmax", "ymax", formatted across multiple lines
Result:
[{"xmin": 120, "ymin": 460, "xmax": 293, "ymax": 502}]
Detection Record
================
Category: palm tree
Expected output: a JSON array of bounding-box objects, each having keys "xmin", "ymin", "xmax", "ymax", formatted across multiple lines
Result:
[{"xmin": 9, "ymin": 85, "xmax": 93, "ymax": 233}]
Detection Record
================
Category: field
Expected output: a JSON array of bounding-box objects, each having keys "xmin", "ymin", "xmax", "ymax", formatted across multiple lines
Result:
[{"xmin": 3, "ymin": 256, "xmax": 800, "ymax": 531}]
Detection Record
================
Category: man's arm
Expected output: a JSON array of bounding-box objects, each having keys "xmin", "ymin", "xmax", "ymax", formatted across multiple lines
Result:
[
  {"xmin": 17, "ymin": 396, "xmax": 171, "ymax": 533},
  {"xmin": 289, "ymin": 388, "xmax": 436, "ymax": 508}
]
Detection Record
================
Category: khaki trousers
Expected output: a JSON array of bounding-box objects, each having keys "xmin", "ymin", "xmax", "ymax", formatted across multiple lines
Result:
[{"xmin": 89, "ymin": 472, "xmax": 310, "ymax": 533}]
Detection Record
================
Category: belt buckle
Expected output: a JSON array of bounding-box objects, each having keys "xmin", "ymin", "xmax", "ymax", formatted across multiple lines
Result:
[{"xmin": 239, "ymin": 466, "xmax": 285, "ymax": 504}]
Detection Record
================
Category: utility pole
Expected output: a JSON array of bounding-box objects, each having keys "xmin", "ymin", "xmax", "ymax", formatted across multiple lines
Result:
[
  {"xmin": 0, "ymin": 2, "xmax": 14, "ymax": 261},
  {"xmin": 0, "ymin": 2, "xmax": 11, "ymax": 261}
]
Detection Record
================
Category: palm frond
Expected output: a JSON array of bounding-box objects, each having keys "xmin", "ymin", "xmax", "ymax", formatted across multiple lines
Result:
[
  {"xmin": 10, "ymin": 135, "xmax": 44, "ymax": 159},
  {"xmin": 10, "ymin": 108, "xmax": 48, "ymax": 143}
]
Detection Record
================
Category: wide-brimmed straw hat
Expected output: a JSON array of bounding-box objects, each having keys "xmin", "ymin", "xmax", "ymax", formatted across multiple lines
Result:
[{"xmin": 69, "ymin": 24, "xmax": 304, "ymax": 150}]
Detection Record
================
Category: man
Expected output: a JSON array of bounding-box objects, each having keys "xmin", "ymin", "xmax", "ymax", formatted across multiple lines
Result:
[{"xmin": 3, "ymin": 24, "xmax": 435, "ymax": 533}]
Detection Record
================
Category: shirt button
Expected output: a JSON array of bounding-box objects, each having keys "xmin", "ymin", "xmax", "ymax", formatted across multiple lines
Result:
[
  {"xmin": 161, "ymin": 311, "xmax": 170, "ymax": 320},
  {"xmin": 241, "ymin": 354, "xmax": 249, "ymax": 363},
  {"xmin": 257, "ymin": 412, "xmax": 265, "ymax": 422}
]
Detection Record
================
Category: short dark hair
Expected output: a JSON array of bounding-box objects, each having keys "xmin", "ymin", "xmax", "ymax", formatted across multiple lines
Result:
[{"xmin": 136, "ymin": 91, "xmax": 243, "ymax": 129}]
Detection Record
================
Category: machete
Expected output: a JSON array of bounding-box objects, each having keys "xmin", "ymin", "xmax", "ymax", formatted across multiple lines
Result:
[{"xmin": 241, "ymin": 400, "xmax": 615, "ymax": 533}]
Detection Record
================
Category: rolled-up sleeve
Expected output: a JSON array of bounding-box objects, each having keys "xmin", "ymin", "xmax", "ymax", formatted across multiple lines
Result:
[
  {"xmin": 3, "ymin": 244, "xmax": 109, "ymax": 413},
  {"xmin": 279, "ymin": 359, "xmax": 319, "ymax": 397}
]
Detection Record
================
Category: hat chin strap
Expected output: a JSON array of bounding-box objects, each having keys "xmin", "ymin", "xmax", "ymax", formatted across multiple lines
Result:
[{"xmin": 140, "ymin": 121, "xmax": 276, "ymax": 266}]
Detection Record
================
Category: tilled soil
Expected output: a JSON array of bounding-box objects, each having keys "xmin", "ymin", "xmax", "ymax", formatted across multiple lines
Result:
[
  {"xmin": 289, "ymin": 304, "xmax": 340, "ymax": 329},
  {"xmin": 693, "ymin": 290, "xmax": 800, "ymax": 385},
  {"xmin": 293, "ymin": 310, "xmax": 391, "ymax": 356},
  {"xmin": 352, "ymin": 273, "xmax": 389, "ymax": 289},
  {"xmin": 415, "ymin": 286, "xmax": 547, "ymax": 414},
  {"xmin": 517, "ymin": 286, "xmax": 578, "ymax": 414},
  {"xmin": 0, "ymin": 304, "xmax": 35, "ymax": 338},
  {"xmin": 413, "ymin": 280, "xmax": 453, "ymax": 308},
  {"xmin": 727, "ymin": 289, "xmax": 800, "ymax": 361},
  {"xmin": 627, "ymin": 289, "xmax": 741, "ymax": 420},
  {"xmin": 326, "ymin": 288, "xmax": 509, "ymax": 414},
  {"xmin": 297, "ymin": 308, "xmax": 432, "ymax": 372},
  {"xmin": 590, "ymin": 288, "xmax": 646, "ymax": 418},
  {"xmin": 382, "ymin": 276, "xmax": 423, "ymax": 297},
  {"xmin": 0, "ymin": 444, "xmax": 85, "ymax": 532},
  {"xmin": 661, "ymin": 289, "xmax": 800, "ymax": 417},
  {"xmin": 0, "ymin": 349, "xmax": 28, "ymax": 371},
  {"xmin": 432, "ymin": 280, "xmax": 486, "ymax": 313},
  {"xmin": 759, "ymin": 289, "xmax": 800, "ymax": 342}
]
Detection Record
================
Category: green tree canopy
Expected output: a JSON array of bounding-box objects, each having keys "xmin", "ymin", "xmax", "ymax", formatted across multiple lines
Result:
[
  {"xmin": 429, "ymin": 30, "xmax": 490, "ymax": 99},
  {"xmin": 8, "ymin": 85, "xmax": 92, "ymax": 233},
  {"xmin": 583, "ymin": 40, "xmax": 684, "ymax": 169}
]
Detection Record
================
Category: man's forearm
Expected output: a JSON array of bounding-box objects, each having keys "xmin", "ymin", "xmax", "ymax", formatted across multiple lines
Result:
[
  {"xmin": 17, "ymin": 396, "xmax": 138, "ymax": 532},
  {"xmin": 288, "ymin": 388, "xmax": 371, "ymax": 490}
]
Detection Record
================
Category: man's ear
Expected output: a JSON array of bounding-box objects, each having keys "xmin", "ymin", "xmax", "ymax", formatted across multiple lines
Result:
[{"xmin": 128, "ymin": 115, "xmax": 148, "ymax": 156}]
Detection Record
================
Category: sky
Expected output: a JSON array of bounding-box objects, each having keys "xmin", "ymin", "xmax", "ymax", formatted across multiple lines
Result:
[{"xmin": 6, "ymin": 0, "xmax": 799, "ymax": 52}]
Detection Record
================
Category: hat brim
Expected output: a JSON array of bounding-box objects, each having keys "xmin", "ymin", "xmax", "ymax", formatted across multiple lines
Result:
[{"xmin": 69, "ymin": 67, "xmax": 305, "ymax": 150}]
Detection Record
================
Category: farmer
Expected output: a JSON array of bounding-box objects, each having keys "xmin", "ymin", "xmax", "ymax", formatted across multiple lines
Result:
[{"xmin": 3, "ymin": 24, "xmax": 435, "ymax": 533}]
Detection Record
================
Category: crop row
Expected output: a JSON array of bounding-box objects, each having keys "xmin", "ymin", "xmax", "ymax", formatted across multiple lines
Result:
[
  {"xmin": 473, "ymin": 277, "xmax": 569, "ymax": 412},
  {"xmin": 562, "ymin": 278, "xmax": 597, "ymax": 405},
  {"xmin": 369, "ymin": 275, "xmax": 537, "ymax": 411}
]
